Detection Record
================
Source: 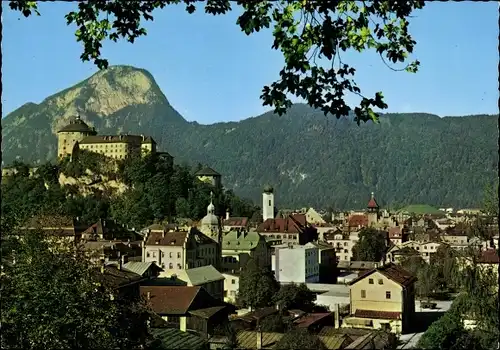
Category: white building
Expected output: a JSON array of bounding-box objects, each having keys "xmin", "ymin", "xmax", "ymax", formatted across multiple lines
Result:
[
  {"xmin": 262, "ymin": 185, "xmax": 275, "ymax": 221},
  {"xmin": 274, "ymin": 243, "xmax": 319, "ymax": 283},
  {"xmin": 223, "ymin": 272, "xmax": 240, "ymax": 304}
]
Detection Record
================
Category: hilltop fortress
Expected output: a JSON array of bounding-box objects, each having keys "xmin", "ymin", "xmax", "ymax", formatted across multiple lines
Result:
[{"xmin": 57, "ymin": 115, "xmax": 156, "ymax": 160}]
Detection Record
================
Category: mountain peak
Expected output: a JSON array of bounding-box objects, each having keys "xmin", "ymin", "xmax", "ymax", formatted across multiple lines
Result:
[{"xmin": 44, "ymin": 65, "xmax": 167, "ymax": 122}]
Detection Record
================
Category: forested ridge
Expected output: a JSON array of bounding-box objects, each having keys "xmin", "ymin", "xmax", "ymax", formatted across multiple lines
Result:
[{"xmin": 2, "ymin": 66, "xmax": 497, "ymax": 209}]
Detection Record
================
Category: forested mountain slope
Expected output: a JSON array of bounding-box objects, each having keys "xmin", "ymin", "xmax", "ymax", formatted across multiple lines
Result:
[{"xmin": 2, "ymin": 66, "xmax": 497, "ymax": 209}]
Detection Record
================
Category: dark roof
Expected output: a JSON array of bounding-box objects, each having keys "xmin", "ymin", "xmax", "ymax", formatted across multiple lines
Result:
[
  {"xmin": 348, "ymin": 263, "xmax": 417, "ymax": 287},
  {"xmin": 354, "ymin": 309, "xmax": 401, "ymax": 320},
  {"xmin": 95, "ymin": 265, "xmax": 143, "ymax": 289},
  {"xmin": 237, "ymin": 306, "xmax": 278, "ymax": 323},
  {"xmin": 223, "ymin": 217, "xmax": 249, "ymax": 227},
  {"xmin": 257, "ymin": 214, "xmax": 308, "ymax": 234},
  {"xmin": 293, "ymin": 313, "xmax": 333, "ymax": 328},
  {"xmin": 141, "ymin": 286, "xmax": 221, "ymax": 315},
  {"xmin": 188, "ymin": 306, "xmax": 227, "ymax": 319},
  {"xmin": 195, "ymin": 166, "xmax": 221, "ymax": 177},
  {"xmin": 79, "ymin": 134, "xmax": 154, "ymax": 144},
  {"xmin": 145, "ymin": 231, "xmax": 189, "ymax": 246},
  {"xmin": 348, "ymin": 215, "xmax": 368, "ymax": 227},
  {"xmin": 478, "ymin": 249, "xmax": 500, "ymax": 264},
  {"xmin": 145, "ymin": 229, "xmax": 213, "ymax": 247},
  {"xmin": 149, "ymin": 328, "xmax": 207, "ymax": 350},
  {"xmin": 57, "ymin": 117, "xmax": 95, "ymax": 133}
]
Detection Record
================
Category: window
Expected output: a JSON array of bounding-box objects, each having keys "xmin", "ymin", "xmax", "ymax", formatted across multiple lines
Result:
[
  {"xmin": 269, "ymin": 200, "xmax": 271, "ymax": 206},
  {"xmin": 169, "ymin": 263, "xmax": 173, "ymax": 269},
  {"xmin": 231, "ymin": 279, "xmax": 236, "ymax": 284},
  {"xmin": 177, "ymin": 263, "xmax": 182, "ymax": 269},
  {"xmin": 378, "ymin": 279, "xmax": 383, "ymax": 285},
  {"xmin": 344, "ymin": 249, "xmax": 348, "ymax": 253},
  {"xmin": 169, "ymin": 252, "xmax": 172, "ymax": 258},
  {"xmin": 368, "ymin": 278, "xmax": 374, "ymax": 284},
  {"xmin": 146, "ymin": 252, "xmax": 150, "ymax": 258},
  {"xmin": 177, "ymin": 252, "xmax": 181, "ymax": 259},
  {"xmin": 386, "ymin": 291, "xmax": 391, "ymax": 299},
  {"xmin": 161, "ymin": 252, "xmax": 165, "ymax": 258},
  {"xmin": 152, "ymin": 252, "xmax": 156, "ymax": 258},
  {"xmin": 361, "ymin": 290, "xmax": 366, "ymax": 298}
]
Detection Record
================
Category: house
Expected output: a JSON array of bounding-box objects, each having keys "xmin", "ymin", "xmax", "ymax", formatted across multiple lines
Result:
[
  {"xmin": 175, "ymin": 265, "xmax": 225, "ymax": 301},
  {"xmin": 386, "ymin": 241, "xmax": 441, "ymax": 264},
  {"xmin": 343, "ymin": 263, "xmax": 417, "ymax": 334},
  {"xmin": 222, "ymin": 214, "xmax": 249, "ymax": 232},
  {"xmin": 143, "ymin": 228, "xmax": 219, "ymax": 275},
  {"xmin": 306, "ymin": 207, "xmax": 327, "ymax": 225},
  {"xmin": 95, "ymin": 262, "xmax": 145, "ymax": 300},
  {"xmin": 387, "ymin": 227, "xmax": 408, "ymax": 246},
  {"xmin": 221, "ymin": 230, "xmax": 271, "ymax": 273},
  {"xmin": 293, "ymin": 312, "xmax": 335, "ymax": 332},
  {"xmin": 307, "ymin": 241, "xmax": 338, "ymax": 283},
  {"xmin": 19, "ymin": 214, "xmax": 87, "ymax": 244},
  {"xmin": 122, "ymin": 261, "xmax": 163, "ymax": 279},
  {"xmin": 324, "ymin": 229, "xmax": 352, "ymax": 262},
  {"xmin": 82, "ymin": 218, "xmax": 138, "ymax": 241},
  {"xmin": 274, "ymin": 243, "xmax": 320, "ymax": 283},
  {"xmin": 222, "ymin": 272, "xmax": 240, "ymax": 304},
  {"xmin": 141, "ymin": 285, "xmax": 230, "ymax": 339},
  {"xmin": 256, "ymin": 214, "xmax": 318, "ymax": 245},
  {"xmin": 347, "ymin": 215, "xmax": 369, "ymax": 231}
]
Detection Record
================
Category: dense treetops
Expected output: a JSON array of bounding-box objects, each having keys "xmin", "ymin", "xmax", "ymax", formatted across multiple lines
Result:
[{"xmin": 1, "ymin": 152, "xmax": 258, "ymax": 230}]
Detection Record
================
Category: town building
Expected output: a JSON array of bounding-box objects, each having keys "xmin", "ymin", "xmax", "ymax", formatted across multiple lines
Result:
[
  {"xmin": 274, "ymin": 243, "xmax": 320, "ymax": 283},
  {"xmin": 343, "ymin": 263, "xmax": 417, "ymax": 334},
  {"xmin": 198, "ymin": 192, "xmax": 221, "ymax": 242},
  {"xmin": 307, "ymin": 241, "xmax": 338, "ymax": 283},
  {"xmin": 57, "ymin": 115, "xmax": 156, "ymax": 159},
  {"xmin": 257, "ymin": 214, "xmax": 318, "ymax": 245},
  {"xmin": 220, "ymin": 229, "xmax": 271, "ymax": 273},
  {"xmin": 142, "ymin": 227, "xmax": 219, "ymax": 275}
]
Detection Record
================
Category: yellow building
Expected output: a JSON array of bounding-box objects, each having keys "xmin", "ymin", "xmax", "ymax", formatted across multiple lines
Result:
[
  {"xmin": 57, "ymin": 115, "xmax": 156, "ymax": 160},
  {"xmin": 343, "ymin": 263, "xmax": 417, "ymax": 334}
]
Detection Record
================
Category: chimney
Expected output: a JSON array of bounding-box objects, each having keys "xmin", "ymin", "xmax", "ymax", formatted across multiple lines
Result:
[
  {"xmin": 162, "ymin": 230, "xmax": 166, "ymax": 238},
  {"xmin": 226, "ymin": 210, "xmax": 230, "ymax": 220},
  {"xmin": 121, "ymin": 254, "xmax": 128, "ymax": 267},
  {"xmin": 147, "ymin": 291, "xmax": 151, "ymax": 300},
  {"xmin": 256, "ymin": 326, "xmax": 263, "ymax": 350},
  {"xmin": 334, "ymin": 304, "xmax": 340, "ymax": 328}
]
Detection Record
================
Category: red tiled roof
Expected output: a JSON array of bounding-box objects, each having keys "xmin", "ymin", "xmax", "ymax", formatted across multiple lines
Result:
[
  {"xmin": 478, "ymin": 249, "xmax": 500, "ymax": 264},
  {"xmin": 367, "ymin": 195, "xmax": 379, "ymax": 209},
  {"xmin": 388, "ymin": 227, "xmax": 402, "ymax": 239},
  {"xmin": 348, "ymin": 215, "xmax": 368, "ymax": 228},
  {"xmin": 224, "ymin": 217, "xmax": 249, "ymax": 227},
  {"xmin": 257, "ymin": 214, "xmax": 307, "ymax": 234},
  {"xmin": 141, "ymin": 286, "xmax": 202, "ymax": 315},
  {"xmin": 354, "ymin": 309, "xmax": 401, "ymax": 320},
  {"xmin": 349, "ymin": 263, "xmax": 417, "ymax": 287},
  {"xmin": 294, "ymin": 313, "xmax": 333, "ymax": 328}
]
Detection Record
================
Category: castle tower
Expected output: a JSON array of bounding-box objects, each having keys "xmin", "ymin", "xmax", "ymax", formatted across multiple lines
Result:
[
  {"xmin": 367, "ymin": 192, "xmax": 380, "ymax": 227},
  {"xmin": 262, "ymin": 185, "xmax": 275, "ymax": 221},
  {"xmin": 57, "ymin": 115, "xmax": 97, "ymax": 159}
]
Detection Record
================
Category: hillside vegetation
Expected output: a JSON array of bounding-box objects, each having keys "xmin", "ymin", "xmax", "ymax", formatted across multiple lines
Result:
[{"xmin": 2, "ymin": 66, "xmax": 498, "ymax": 209}]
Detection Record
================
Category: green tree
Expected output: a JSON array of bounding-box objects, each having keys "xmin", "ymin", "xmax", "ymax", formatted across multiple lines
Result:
[
  {"xmin": 0, "ymin": 229, "xmax": 148, "ymax": 349},
  {"xmin": 416, "ymin": 264, "xmax": 439, "ymax": 302},
  {"xmin": 259, "ymin": 313, "xmax": 290, "ymax": 333},
  {"xmin": 275, "ymin": 329, "xmax": 325, "ymax": 350},
  {"xmin": 351, "ymin": 227, "xmax": 387, "ymax": 261},
  {"xmin": 237, "ymin": 259, "xmax": 279, "ymax": 310},
  {"xmin": 417, "ymin": 310, "xmax": 483, "ymax": 350},
  {"xmin": 273, "ymin": 283, "xmax": 316, "ymax": 312},
  {"xmin": 9, "ymin": 1, "xmax": 424, "ymax": 123}
]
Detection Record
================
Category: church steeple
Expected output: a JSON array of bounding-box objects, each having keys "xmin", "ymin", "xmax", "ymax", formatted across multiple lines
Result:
[{"xmin": 207, "ymin": 191, "xmax": 215, "ymax": 215}]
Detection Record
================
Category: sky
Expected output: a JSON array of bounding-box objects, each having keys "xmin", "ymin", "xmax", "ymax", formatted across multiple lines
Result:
[{"xmin": 2, "ymin": 2, "xmax": 498, "ymax": 123}]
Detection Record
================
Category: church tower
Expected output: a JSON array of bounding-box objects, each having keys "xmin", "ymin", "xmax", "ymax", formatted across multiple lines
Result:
[
  {"xmin": 200, "ymin": 191, "xmax": 220, "ymax": 243},
  {"xmin": 367, "ymin": 192, "xmax": 380, "ymax": 227},
  {"xmin": 262, "ymin": 185, "xmax": 275, "ymax": 221}
]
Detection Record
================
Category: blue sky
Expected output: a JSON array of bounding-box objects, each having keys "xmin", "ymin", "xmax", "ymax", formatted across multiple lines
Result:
[{"xmin": 2, "ymin": 2, "xmax": 498, "ymax": 123}]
